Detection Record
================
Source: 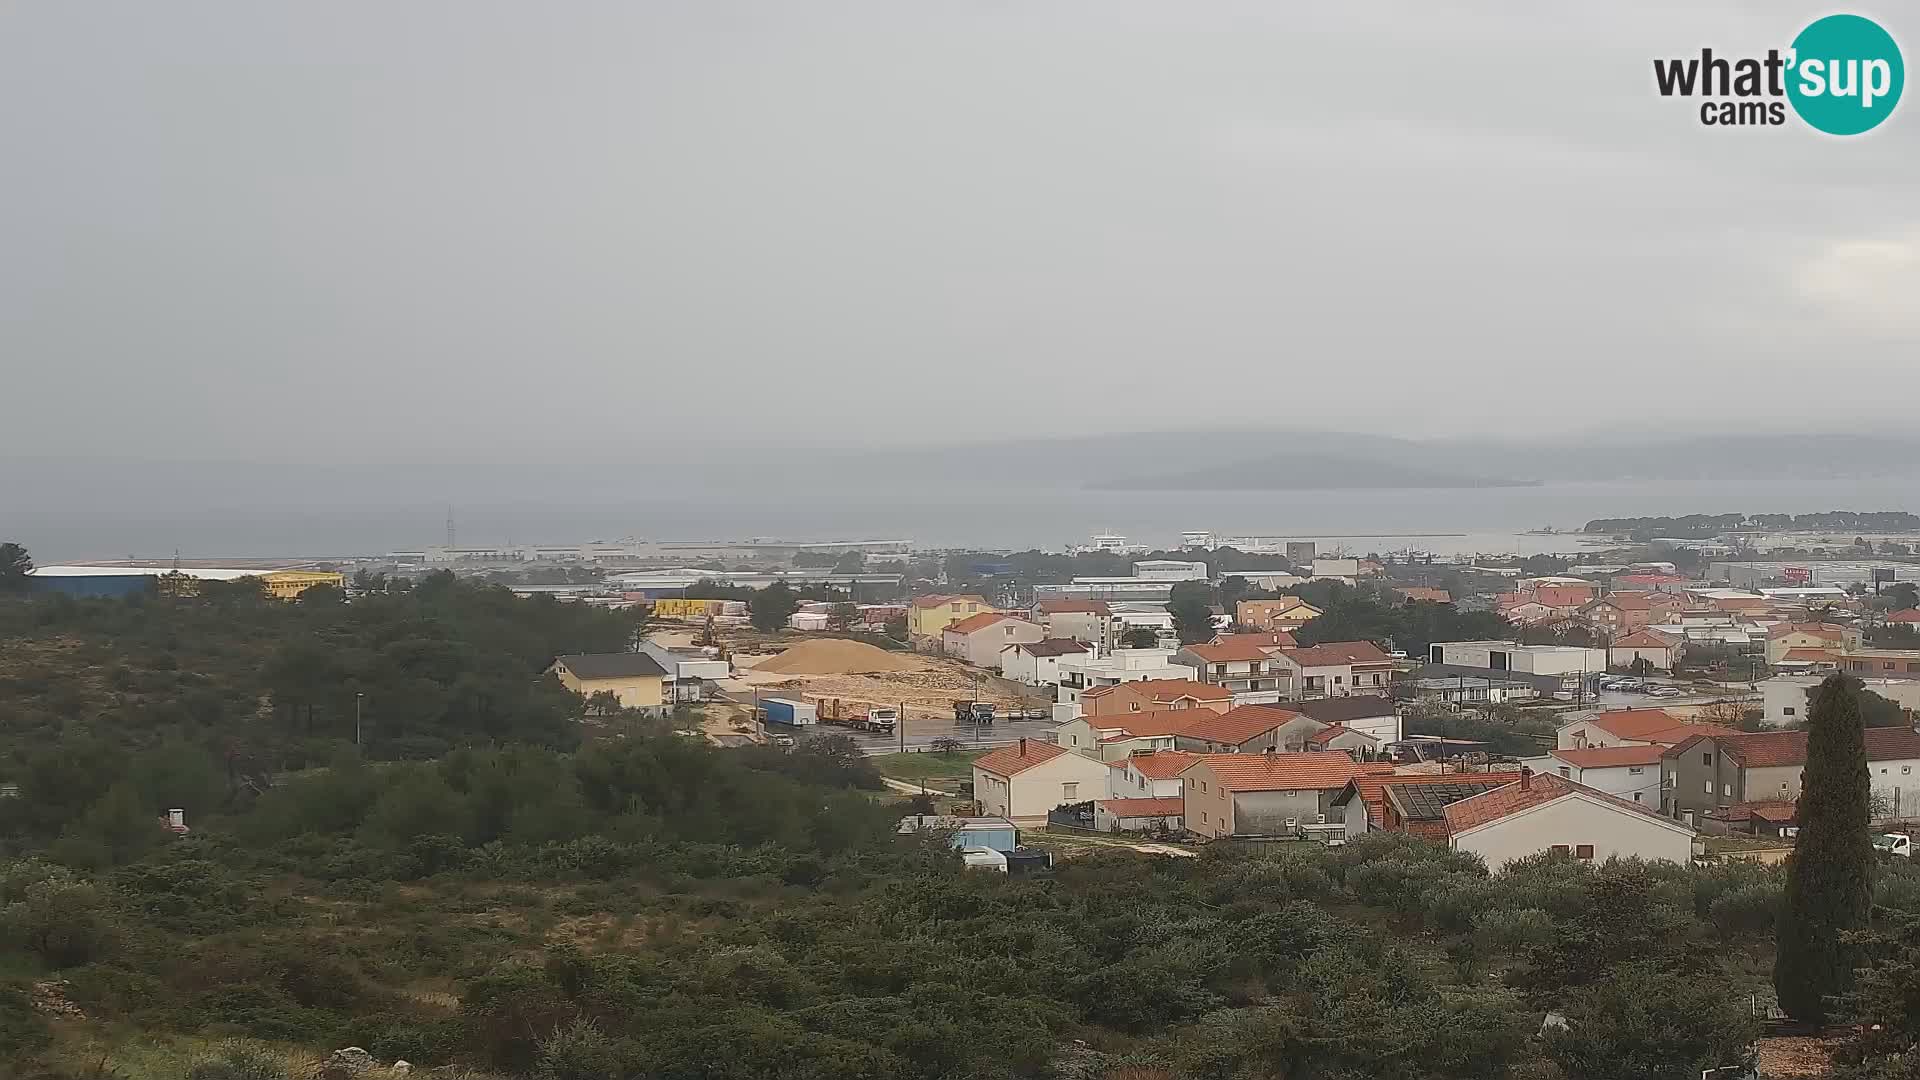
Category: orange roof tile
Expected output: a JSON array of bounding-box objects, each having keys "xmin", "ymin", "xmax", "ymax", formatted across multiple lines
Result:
[
  {"xmin": 1096, "ymin": 796, "xmax": 1185, "ymax": 817},
  {"xmin": 1674, "ymin": 727, "xmax": 1920, "ymax": 770},
  {"xmin": 1767, "ymin": 622, "xmax": 1851, "ymax": 639},
  {"xmin": 1780, "ymin": 647, "xmax": 1838, "ymax": 662},
  {"xmin": 944, "ymin": 611, "xmax": 1017, "ymax": 635},
  {"xmin": 1585, "ymin": 709, "xmax": 1681, "ymax": 739},
  {"xmin": 1587, "ymin": 593, "xmax": 1654, "ymax": 611},
  {"xmin": 1443, "ymin": 772, "xmax": 1674, "ymax": 835},
  {"xmin": 1090, "ymin": 708, "xmax": 1219, "ymax": 739},
  {"xmin": 1179, "ymin": 705, "xmax": 1304, "ymax": 746},
  {"xmin": 1889, "ymin": 609, "xmax": 1920, "ymax": 624},
  {"xmin": 973, "ymin": 739, "xmax": 1070, "ymax": 778},
  {"xmin": 1343, "ymin": 771, "xmax": 1524, "ymax": 828},
  {"xmin": 1549, "ymin": 744, "xmax": 1668, "ymax": 769},
  {"xmin": 1187, "ymin": 752, "xmax": 1360, "ymax": 792},
  {"xmin": 1211, "ymin": 631, "xmax": 1300, "ymax": 650},
  {"xmin": 1081, "ymin": 678, "xmax": 1232, "ymax": 702},
  {"xmin": 1183, "ymin": 638, "xmax": 1285, "ymax": 663}
]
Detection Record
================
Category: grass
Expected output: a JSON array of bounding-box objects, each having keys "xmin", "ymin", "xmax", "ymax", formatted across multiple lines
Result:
[{"xmin": 871, "ymin": 749, "xmax": 985, "ymax": 784}]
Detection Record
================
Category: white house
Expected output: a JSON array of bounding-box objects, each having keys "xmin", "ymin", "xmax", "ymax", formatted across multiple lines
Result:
[
  {"xmin": 942, "ymin": 612, "xmax": 1043, "ymax": 667},
  {"xmin": 1763, "ymin": 674, "xmax": 1920, "ymax": 728},
  {"xmin": 1293, "ymin": 696, "xmax": 1403, "ymax": 745},
  {"xmin": 1519, "ymin": 745, "xmax": 1666, "ymax": 806},
  {"xmin": 972, "ymin": 738, "xmax": 1115, "ymax": 824},
  {"xmin": 1443, "ymin": 772, "xmax": 1695, "ymax": 869},
  {"xmin": 1176, "ymin": 638, "xmax": 1294, "ymax": 704},
  {"xmin": 1429, "ymin": 641, "xmax": 1608, "ymax": 676},
  {"xmin": 998, "ymin": 638, "xmax": 1089, "ymax": 685},
  {"xmin": 1272, "ymin": 641, "xmax": 1394, "ymax": 698},
  {"xmin": 1055, "ymin": 648, "xmax": 1199, "ymax": 704},
  {"xmin": 1104, "ymin": 749, "xmax": 1203, "ymax": 799}
]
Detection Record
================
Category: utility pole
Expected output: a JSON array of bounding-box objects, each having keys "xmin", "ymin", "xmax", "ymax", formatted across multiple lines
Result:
[{"xmin": 355, "ymin": 692, "xmax": 364, "ymax": 748}]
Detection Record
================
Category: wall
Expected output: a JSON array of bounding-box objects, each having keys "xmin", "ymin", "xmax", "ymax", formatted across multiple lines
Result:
[
  {"xmin": 978, "ymin": 755, "xmax": 1112, "ymax": 821},
  {"xmin": 560, "ymin": 672, "xmax": 663, "ymax": 710},
  {"xmin": 1231, "ymin": 788, "xmax": 1338, "ymax": 835},
  {"xmin": 1453, "ymin": 795, "xmax": 1694, "ymax": 869}
]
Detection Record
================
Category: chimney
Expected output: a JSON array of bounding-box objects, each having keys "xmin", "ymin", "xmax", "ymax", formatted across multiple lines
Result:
[
  {"xmin": 1019, "ymin": 737, "xmax": 1028, "ymax": 756},
  {"xmin": 1264, "ymin": 745, "xmax": 1276, "ymax": 759},
  {"xmin": 1520, "ymin": 766, "xmax": 1532, "ymax": 790}
]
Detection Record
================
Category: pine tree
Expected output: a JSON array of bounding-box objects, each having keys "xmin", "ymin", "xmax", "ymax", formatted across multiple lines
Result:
[{"xmin": 1773, "ymin": 672, "xmax": 1874, "ymax": 1022}]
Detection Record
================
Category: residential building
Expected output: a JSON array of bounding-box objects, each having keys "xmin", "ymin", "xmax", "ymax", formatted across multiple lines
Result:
[
  {"xmin": 1293, "ymin": 695, "xmax": 1403, "ymax": 744},
  {"xmin": 1394, "ymin": 586, "xmax": 1452, "ymax": 604},
  {"xmin": 1661, "ymin": 726, "xmax": 1920, "ymax": 823},
  {"xmin": 1444, "ymin": 772, "xmax": 1696, "ymax": 869},
  {"xmin": 1579, "ymin": 592, "xmax": 1663, "ymax": 634},
  {"xmin": 1765, "ymin": 622, "xmax": 1863, "ymax": 665},
  {"xmin": 1311, "ymin": 558, "xmax": 1360, "ymax": 581},
  {"xmin": 1076, "ymin": 677, "xmax": 1229, "ymax": 716},
  {"xmin": 1684, "ymin": 589, "xmax": 1772, "ymax": 616},
  {"xmin": 1332, "ymin": 772, "xmax": 1524, "ymax": 840},
  {"xmin": 1172, "ymin": 705, "xmax": 1320, "ymax": 754},
  {"xmin": 1236, "ymin": 597, "xmax": 1324, "ymax": 633},
  {"xmin": 1055, "ymin": 651, "xmax": 1201, "ymax": 704},
  {"xmin": 1888, "ymin": 608, "xmax": 1920, "ymax": 625},
  {"xmin": 1030, "ymin": 599, "xmax": 1114, "ymax": 649},
  {"xmin": 1177, "ymin": 639, "xmax": 1294, "ymax": 704},
  {"xmin": 907, "ymin": 594, "xmax": 992, "ymax": 644},
  {"xmin": 1054, "ymin": 708, "xmax": 1221, "ymax": 761},
  {"xmin": 972, "ymin": 738, "xmax": 1114, "ymax": 823},
  {"xmin": 1556, "ymin": 709, "xmax": 1737, "ymax": 751},
  {"xmin": 1520, "ymin": 745, "xmax": 1666, "ymax": 804},
  {"xmin": 942, "ymin": 612, "xmax": 1043, "ymax": 667},
  {"xmin": 1180, "ymin": 751, "xmax": 1364, "ymax": 838},
  {"xmin": 1272, "ymin": 641, "xmax": 1394, "ymax": 697},
  {"xmin": 636, "ymin": 641, "xmax": 730, "ymax": 703},
  {"xmin": 1093, "ymin": 797, "xmax": 1185, "ymax": 833},
  {"xmin": 1609, "ymin": 630, "xmax": 1685, "ymax": 672},
  {"xmin": 1306, "ymin": 725, "xmax": 1380, "ymax": 756},
  {"xmin": 1429, "ymin": 641, "xmax": 1608, "ymax": 677},
  {"xmin": 1410, "ymin": 664, "xmax": 1558, "ymax": 704},
  {"xmin": 1762, "ymin": 673, "xmax": 1920, "ymax": 727},
  {"xmin": 549, "ymin": 653, "xmax": 668, "ymax": 714},
  {"xmin": 1104, "ymin": 749, "xmax": 1203, "ymax": 798},
  {"xmin": 1839, "ymin": 648, "xmax": 1920, "ymax": 679},
  {"xmin": 999, "ymin": 638, "xmax": 1089, "ymax": 685}
]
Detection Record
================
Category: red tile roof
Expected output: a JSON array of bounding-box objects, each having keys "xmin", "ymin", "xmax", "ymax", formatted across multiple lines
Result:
[
  {"xmin": 1284, "ymin": 641, "xmax": 1391, "ymax": 667},
  {"xmin": 1396, "ymin": 587, "xmax": 1452, "ymax": 604},
  {"xmin": 912, "ymin": 593, "xmax": 987, "ymax": 609},
  {"xmin": 1780, "ymin": 648, "xmax": 1838, "ymax": 663},
  {"xmin": 1681, "ymin": 727, "xmax": 1920, "ymax": 770},
  {"xmin": 973, "ymin": 739, "xmax": 1070, "ymax": 778},
  {"xmin": 1534, "ymin": 585, "xmax": 1595, "ymax": 608},
  {"xmin": 1588, "ymin": 593, "xmax": 1654, "ymax": 611},
  {"xmin": 1187, "ymin": 752, "xmax": 1360, "ymax": 792},
  {"xmin": 1767, "ymin": 622, "xmax": 1851, "ymax": 640},
  {"xmin": 1036, "ymin": 599, "xmax": 1112, "ymax": 615},
  {"xmin": 944, "ymin": 611, "xmax": 1017, "ymax": 635},
  {"xmin": 1584, "ymin": 708, "xmax": 1678, "ymax": 738},
  {"xmin": 1549, "ymin": 744, "xmax": 1668, "ymax": 769},
  {"xmin": 1090, "ymin": 708, "xmax": 1219, "ymax": 739},
  {"xmin": 1082, "ymin": 678, "xmax": 1232, "ymax": 702},
  {"xmin": 1179, "ymin": 704, "xmax": 1303, "ymax": 747},
  {"xmin": 1889, "ymin": 609, "xmax": 1920, "ymax": 624},
  {"xmin": 1114, "ymin": 749, "xmax": 1203, "ymax": 779},
  {"xmin": 1096, "ymin": 796, "xmax": 1185, "ymax": 818},
  {"xmin": 1212, "ymin": 631, "xmax": 1299, "ymax": 649},
  {"xmin": 1442, "ymin": 772, "xmax": 1675, "ymax": 835},
  {"xmin": 1716, "ymin": 800, "xmax": 1798, "ymax": 824}
]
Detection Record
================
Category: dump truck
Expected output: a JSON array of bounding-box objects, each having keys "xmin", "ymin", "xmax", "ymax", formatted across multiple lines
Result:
[
  {"xmin": 817, "ymin": 700, "xmax": 897, "ymax": 734},
  {"xmin": 952, "ymin": 700, "xmax": 995, "ymax": 725}
]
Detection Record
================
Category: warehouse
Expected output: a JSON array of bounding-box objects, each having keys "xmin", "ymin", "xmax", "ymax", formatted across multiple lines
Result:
[{"xmin": 28, "ymin": 564, "xmax": 344, "ymax": 600}]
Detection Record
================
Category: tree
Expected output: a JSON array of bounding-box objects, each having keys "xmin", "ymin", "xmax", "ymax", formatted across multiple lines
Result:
[
  {"xmin": 0, "ymin": 543, "xmax": 30, "ymax": 593},
  {"xmin": 1120, "ymin": 627, "xmax": 1159, "ymax": 649},
  {"xmin": 750, "ymin": 581, "xmax": 801, "ymax": 633},
  {"xmin": 1880, "ymin": 582, "xmax": 1919, "ymax": 610},
  {"xmin": 930, "ymin": 737, "xmax": 963, "ymax": 754},
  {"xmin": 1543, "ymin": 960, "xmax": 1759, "ymax": 1080},
  {"xmin": 1775, "ymin": 672, "xmax": 1874, "ymax": 1023},
  {"xmin": 1168, "ymin": 581, "xmax": 1216, "ymax": 645},
  {"xmin": 827, "ymin": 602, "xmax": 858, "ymax": 631},
  {"xmin": 832, "ymin": 551, "xmax": 865, "ymax": 574},
  {"xmin": 883, "ymin": 614, "xmax": 907, "ymax": 641}
]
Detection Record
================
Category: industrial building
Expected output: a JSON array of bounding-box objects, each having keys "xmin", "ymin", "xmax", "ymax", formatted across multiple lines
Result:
[{"xmin": 28, "ymin": 564, "xmax": 344, "ymax": 600}]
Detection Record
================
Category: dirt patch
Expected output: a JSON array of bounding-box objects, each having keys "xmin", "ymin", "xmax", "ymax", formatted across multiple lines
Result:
[{"xmin": 750, "ymin": 638, "xmax": 925, "ymax": 676}]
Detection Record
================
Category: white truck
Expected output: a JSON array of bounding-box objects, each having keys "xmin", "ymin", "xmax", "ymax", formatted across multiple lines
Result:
[{"xmin": 1874, "ymin": 832, "xmax": 1913, "ymax": 858}]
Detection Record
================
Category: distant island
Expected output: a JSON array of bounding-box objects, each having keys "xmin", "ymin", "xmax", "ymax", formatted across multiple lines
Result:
[
  {"xmin": 1583, "ymin": 511, "xmax": 1920, "ymax": 536},
  {"xmin": 1091, "ymin": 453, "xmax": 1537, "ymax": 492}
]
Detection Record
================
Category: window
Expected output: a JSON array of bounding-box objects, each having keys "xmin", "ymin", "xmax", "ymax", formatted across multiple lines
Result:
[
  {"xmin": 1552, "ymin": 844, "xmax": 1570, "ymax": 854},
  {"xmin": 1284, "ymin": 818, "xmax": 1297, "ymax": 829},
  {"xmin": 1702, "ymin": 752, "xmax": 1713, "ymax": 766},
  {"xmin": 1628, "ymin": 766, "xmax": 1644, "ymax": 775},
  {"xmin": 1334, "ymin": 675, "xmax": 1344, "ymax": 684},
  {"xmin": 1062, "ymin": 783, "xmax": 1078, "ymax": 800},
  {"xmin": 1723, "ymin": 783, "xmax": 1732, "ymax": 797},
  {"xmin": 1704, "ymin": 779, "xmax": 1713, "ymax": 794},
  {"xmin": 1576, "ymin": 844, "xmax": 1594, "ymax": 860},
  {"xmin": 1557, "ymin": 766, "xmax": 1571, "ymax": 778},
  {"xmin": 1784, "ymin": 707, "xmax": 1796, "ymax": 716},
  {"xmin": 1633, "ymin": 792, "xmax": 1643, "ymax": 802},
  {"xmin": 1906, "ymin": 767, "xmax": 1913, "ymax": 775},
  {"xmin": 1201, "ymin": 811, "xmax": 1208, "ymax": 823}
]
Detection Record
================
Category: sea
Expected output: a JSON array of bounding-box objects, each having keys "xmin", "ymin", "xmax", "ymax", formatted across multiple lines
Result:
[{"xmin": 9, "ymin": 472, "xmax": 1919, "ymax": 563}]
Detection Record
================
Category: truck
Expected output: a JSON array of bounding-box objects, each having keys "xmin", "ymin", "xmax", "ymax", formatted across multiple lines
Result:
[
  {"xmin": 816, "ymin": 700, "xmax": 897, "ymax": 734},
  {"xmin": 760, "ymin": 697, "xmax": 818, "ymax": 728},
  {"xmin": 1874, "ymin": 832, "xmax": 1913, "ymax": 858},
  {"xmin": 953, "ymin": 700, "xmax": 995, "ymax": 725}
]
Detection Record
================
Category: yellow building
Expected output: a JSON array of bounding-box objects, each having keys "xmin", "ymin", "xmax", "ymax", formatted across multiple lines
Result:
[
  {"xmin": 260, "ymin": 570, "xmax": 346, "ymax": 601},
  {"xmin": 550, "ymin": 653, "xmax": 668, "ymax": 714},
  {"xmin": 907, "ymin": 594, "xmax": 992, "ymax": 643}
]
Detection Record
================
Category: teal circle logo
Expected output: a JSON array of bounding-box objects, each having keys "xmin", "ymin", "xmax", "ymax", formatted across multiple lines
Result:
[{"xmin": 1787, "ymin": 14, "xmax": 1904, "ymax": 135}]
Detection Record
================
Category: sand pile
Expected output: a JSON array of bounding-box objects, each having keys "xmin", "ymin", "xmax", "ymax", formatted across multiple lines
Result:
[{"xmin": 752, "ymin": 638, "xmax": 926, "ymax": 676}]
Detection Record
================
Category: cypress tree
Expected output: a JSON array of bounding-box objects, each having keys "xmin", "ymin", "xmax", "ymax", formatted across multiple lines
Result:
[{"xmin": 1773, "ymin": 673, "xmax": 1874, "ymax": 1022}]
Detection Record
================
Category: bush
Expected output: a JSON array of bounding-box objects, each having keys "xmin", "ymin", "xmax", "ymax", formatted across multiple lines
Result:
[
  {"xmin": 187, "ymin": 1040, "xmax": 294, "ymax": 1080},
  {"xmin": 2, "ymin": 876, "xmax": 117, "ymax": 968}
]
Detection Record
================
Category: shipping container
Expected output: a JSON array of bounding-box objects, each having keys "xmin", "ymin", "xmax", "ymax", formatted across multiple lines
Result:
[{"xmin": 760, "ymin": 697, "xmax": 818, "ymax": 727}]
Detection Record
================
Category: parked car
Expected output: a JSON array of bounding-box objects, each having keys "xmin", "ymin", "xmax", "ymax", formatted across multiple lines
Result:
[{"xmin": 1645, "ymin": 685, "xmax": 1685, "ymax": 698}]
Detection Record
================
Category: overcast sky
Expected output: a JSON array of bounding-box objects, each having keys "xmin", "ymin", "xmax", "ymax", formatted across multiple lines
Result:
[{"xmin": 3, "ymin": 2, "xmax": 1916, "ymax": 464}]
